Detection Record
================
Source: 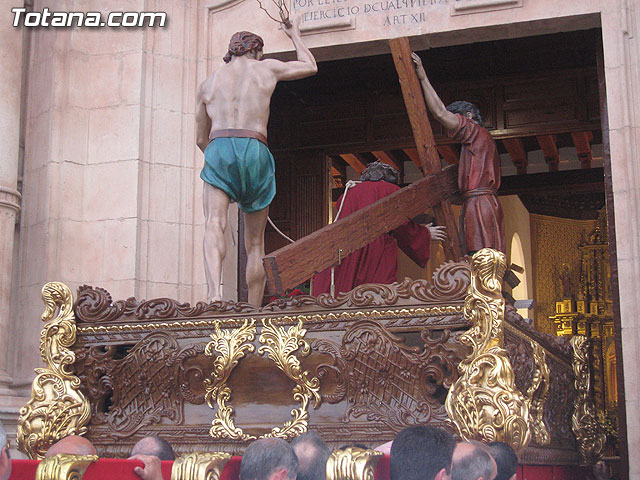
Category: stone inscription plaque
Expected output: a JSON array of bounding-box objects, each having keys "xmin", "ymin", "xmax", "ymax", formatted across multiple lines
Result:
[{"xmin": 294, "ymin": 0, "xmax": 448, "ymax": 32}]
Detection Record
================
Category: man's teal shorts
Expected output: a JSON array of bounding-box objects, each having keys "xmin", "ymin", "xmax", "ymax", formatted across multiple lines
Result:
[{"xmin": 200, "ymin": 137, "xmax": 276, "ymax": 213}]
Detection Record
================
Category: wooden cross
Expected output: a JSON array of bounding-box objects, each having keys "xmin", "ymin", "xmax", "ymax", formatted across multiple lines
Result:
[{"xmin": 263, "ymin": 37, "xmax": 463, "ymax": 294}]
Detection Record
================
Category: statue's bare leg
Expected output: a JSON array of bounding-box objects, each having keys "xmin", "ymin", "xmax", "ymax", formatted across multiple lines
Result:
[
  {"xmin": 203, "ymin": 183, "xmax": 230, "ymax": 302},
  {"xmin": 243, "ymin": 206, "xmax": 270, "ymax": 306}
]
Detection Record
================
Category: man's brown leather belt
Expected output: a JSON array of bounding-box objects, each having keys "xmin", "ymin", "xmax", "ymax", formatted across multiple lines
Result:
[
  {"xmin": 462, "ymin": 188, "xmax": 497, "ymax": 199},
  {"xmin": 209, "ymin": 129, "xmax": 268, "ymax": 147}
]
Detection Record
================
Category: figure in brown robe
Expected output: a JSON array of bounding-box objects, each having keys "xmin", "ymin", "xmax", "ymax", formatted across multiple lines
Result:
[{"xmin": 413, "ymin": 54, "xmax": 505, "ymax": 254}]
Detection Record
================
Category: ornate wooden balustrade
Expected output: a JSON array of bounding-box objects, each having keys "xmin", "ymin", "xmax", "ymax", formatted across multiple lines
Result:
[{"xmin": 16, "ymin": 250, "xmax": 605, "ymax": 467}]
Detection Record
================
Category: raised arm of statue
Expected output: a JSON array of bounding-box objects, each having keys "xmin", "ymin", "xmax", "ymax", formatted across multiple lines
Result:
[
  {"xmin": 263, "ymin": 17, "xmax": 317, "ymax": 81},
  {"xmin": 411, "ymin": 52, "xmax": 458, "ymax": 132},
  {"xmin": 195, "ymin": 83, "xmax": 212, "ymax": 153}
]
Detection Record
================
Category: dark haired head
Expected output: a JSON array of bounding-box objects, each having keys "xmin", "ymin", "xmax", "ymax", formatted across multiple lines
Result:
[
  {"xmin": 224, "ymin": 31, "xmax": 265, "ymax": 63},
  {"xmin": 487, "ymin": 442, "xmax": 518, "ymax": 480},
  {"xmin": 446, "ymin": 101, "xmax": 483, "ymax": 126},
  {"xmin": 360, "ymin": 161, "xmax": 400, "ymax": 185},
  {"xmin": 241, "ymin": 438, "xmax": 298, "ymax": 480},
  {"xmin": 292, "ymin": 431, "xmax": 331, "ymax": 480},
  {"xmin": 390, "ymin": 426, "xmax": 455, "ymax": 480},
  {"xmin": 131, "ymin": 436, "xmax": 175, "ymax": 461}
]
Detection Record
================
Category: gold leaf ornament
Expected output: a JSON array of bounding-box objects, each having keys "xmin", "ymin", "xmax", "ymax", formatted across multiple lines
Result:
[
  {"xmin": 171, "ymin": 452, "xmax": 232, "ymax": 480},
  {"xmin": 35, "ymin": 454, "xmax": 98, "ymax": 480},
  {"xmin": 17, "ymin": 283, "xmax": 92, "ymax": 459},
  {"xmin": 571, "ymin": 335, "xmax": 606, "ymax": 464},
  {"xmin": 204, "ymin": 320, "xmax": 257, "ymax": 441},
  {"xmin": 204, "ymin": 318, "xmax": 321, "ymax": 441},
  {"xmin": 445, "ymin": 249, "xmax": 549, "ymax": 453},
  {"xmin": 258, "ymin": 319, "xmax": 321, "ymax": 439},
  {"xmin": 326, "ymin": 447, "xmax": 383, "ymax": 480}
]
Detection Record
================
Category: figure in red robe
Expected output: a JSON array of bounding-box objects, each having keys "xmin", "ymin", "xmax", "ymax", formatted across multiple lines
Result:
[
  {"xmin": 413, "ymin": 53, "xmax": 505, "ymax": 254},
  {"xmin": 312, "ymin": 162, "xmax": 446, "ymax": 296}
]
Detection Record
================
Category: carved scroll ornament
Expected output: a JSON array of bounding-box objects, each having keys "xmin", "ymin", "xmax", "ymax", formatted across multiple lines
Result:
[
  {"xmin": 258, "ymin": 319, "xmax": 321, "ymax": 439},
  {"xmin": 204, "ymin": 320, "xmax": 257, "ymax": 441},
  {"xmin": 17, "ymin": 283, "xmax": 92, "ymax": 459},
  {"xmin": 35, "ymin": 454, "xmax": 98, "ymax": 480},
  {"xmin": 445, "ymin": 249, "xmax": 550, "ymax": 453},
  {"xmin": 204, "ymin": 319, "xmax": 321, "ymax": 441},
  {"xmin": 570, "ymin": 335, "xmax": 606, "ymax": 464},
  {"xmin": 326, "ymin": 447, "xmax": 383, "ymax": 480},
  {"xmin": 171, "ymin": 452, "xmax": 232, "ymax": 480}
]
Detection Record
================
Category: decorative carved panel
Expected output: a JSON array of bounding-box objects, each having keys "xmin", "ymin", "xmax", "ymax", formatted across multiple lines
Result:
[{"xmin": 314, "ymin": 320, "xmax": 464, "ymax": 431}]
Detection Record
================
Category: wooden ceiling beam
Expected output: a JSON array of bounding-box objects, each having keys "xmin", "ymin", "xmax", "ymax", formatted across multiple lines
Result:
[
  {"xmin": 403, "ymin": 148, "xmax": 422, "ymax": 169},
  {"xmin": 436, "ymin": 145, "xmax": 459, "ymax": 165},
  {"xmin": 571, "ymin": 131, "xmax": 594, "ymax": 169},
  {"xmin": 340, "ymin": 153, "xmax": 366, "ymax": 174},
  {"xmin": 502, "ymin": 138, "xmax": 528, "ymax": 175},
  {"xmin": 536, "ymin": 135, "xmax": 559, "ymax": 172},
  {"xmin": 371, "ymin": 150, "xmax": 401, "ymax": 170}
]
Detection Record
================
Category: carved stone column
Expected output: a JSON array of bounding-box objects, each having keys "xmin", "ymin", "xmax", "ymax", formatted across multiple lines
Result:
[{"xmin": 0, "ymin": 3, "xmax": 23, "ymax": 395}]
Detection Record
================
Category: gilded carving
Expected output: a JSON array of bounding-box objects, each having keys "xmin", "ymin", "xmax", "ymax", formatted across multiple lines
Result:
[
  {"xmin": 74, "ymin": 259, "xmax": 469, "ymax": 323},
  {"xmin": 570, "ymin": 336, "xmax": 606, "ymax": 464},
  {"xmin": 258, "ymin": 319, "xmax": 321, "ymax": 439},
  {"xmin": 326, "ymin": 447, "xmax": 383, "ymax": 480},
  {"xmin": 526, "ymin": 341, "xmax": 550, "ymax": 445},
  {"xmin": 35, "ymin": 454, "xmax": 98, "ymax": 480},
  {"xmin": 204, "ymin": 320, "xmax": 258, "ymax": 441},
  {"xmin": 171, "ymin": 452, "xmax": 232, "ymax": 480},
  {"xmin": 204, "ymin": 318, "xmax": 321, "ymax": 441},
  {"xmin": 76, "ymin": 306, "xmax": 463, "ymax": 337},
  {"xmin": 17, "ymin": 282, "xmax": 92, "ymax": 459},
  {"xmin": 445, "ymin": 249, "xmax": 533, "ymax": 453}
]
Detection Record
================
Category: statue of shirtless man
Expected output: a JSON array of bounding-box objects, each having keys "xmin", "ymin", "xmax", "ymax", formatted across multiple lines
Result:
[{"xmin": 196, "ymin": 17, "xmax": 317, "ymax": 305}]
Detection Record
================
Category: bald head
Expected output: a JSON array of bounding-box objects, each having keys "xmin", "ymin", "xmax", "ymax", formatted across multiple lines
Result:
[
  {"xmin": 45, "ymin": 435, "xmax": 97, "ymax": 458},
  {"xmin": 452, "ymin": 442, "xmax": 496, "ymax": 480},
  {"xmin": 291, "ymin": 431, "xmax": 331, "ymax": 480},
  {"xmin": 131, "ymin": 436, "xmax": 175, "ymax": 461}
]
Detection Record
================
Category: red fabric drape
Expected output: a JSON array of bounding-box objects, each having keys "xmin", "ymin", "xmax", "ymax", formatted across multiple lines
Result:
[{"xmin": 312, "ymin": 181, "xmax": 431, "ymax": 296}]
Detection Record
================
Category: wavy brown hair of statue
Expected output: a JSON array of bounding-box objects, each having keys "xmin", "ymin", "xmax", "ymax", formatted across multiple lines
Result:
[
  {"xmin": 360, "ymin": 160, "xmax": 401, "ymax": 185},
  {"xmin": 224, "ymin": 31, "xmax": 265, "ymax": 63}
]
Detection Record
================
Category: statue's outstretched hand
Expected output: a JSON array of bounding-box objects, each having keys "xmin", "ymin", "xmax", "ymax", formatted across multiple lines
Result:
[
  {"xmin": 411, "ymin": 52, "xmax": 426, "ymax": 80},
  {"xmin": 283, "ymin": 15, "xmax": 301, "ymax": 38},
  {"xmin": 426, "ymin": 223, "xmax": 447, "ymax": 242}
]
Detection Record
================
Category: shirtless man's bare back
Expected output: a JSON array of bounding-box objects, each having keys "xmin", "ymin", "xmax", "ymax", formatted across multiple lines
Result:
[{"xmin": 196, "ymin": 18, "xmax": 317, "ymax": 305}]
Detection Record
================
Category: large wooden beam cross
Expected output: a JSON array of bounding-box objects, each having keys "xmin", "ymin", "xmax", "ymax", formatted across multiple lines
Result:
[{"xmin": 262, "ymin": 37, "xmax": 463, "ymax": 294}]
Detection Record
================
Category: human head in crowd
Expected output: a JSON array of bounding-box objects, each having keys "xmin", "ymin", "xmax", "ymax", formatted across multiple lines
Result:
[
  {"xmin": 241, "ymin": 438, "xmax": 299, "ymax": 480},
  {"xmin": 0, "ymin": 421, "xmax": 11, "ymax": 480},
  {"xmin": 44, "ymin": 435, "xmax": 98, "ymax": 458},
  {"xmin": 131, "ymin": 436, "xmax": 175, "ymax": 461},
  {"xmin": 487, "ymin": 442, "xmax": 518, "ymax": 480},
  {"xmin": 390, "ymin": 426, "xmax": 455, "ymax": 480},
  {"xmin": 451, "ymin": 442, "xmax": 497, "ymax": 480},
  {"xmin": 360, "ymin": 161, "xmax": 401, "ymax": 185},
  {"xmin": 291, "ymin": 431, "xmax": 331, "ymax": 480}
]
